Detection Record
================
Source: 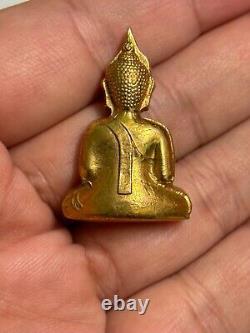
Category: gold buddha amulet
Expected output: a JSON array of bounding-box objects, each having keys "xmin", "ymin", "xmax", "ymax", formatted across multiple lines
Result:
[{"xmin": 62, "ymin": 29, "xmax": 192, "ymax": 222}]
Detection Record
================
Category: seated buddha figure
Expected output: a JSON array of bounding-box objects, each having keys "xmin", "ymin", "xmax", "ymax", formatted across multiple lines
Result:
[{"xmin": 62, "ymin": 29, "xmax": 191, "ymax": 222}]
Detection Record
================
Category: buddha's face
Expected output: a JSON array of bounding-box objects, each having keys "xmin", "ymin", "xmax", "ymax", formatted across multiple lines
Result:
[{"xmin": 105, "ymin": 41, "xmax": 151, "ymax": 111}]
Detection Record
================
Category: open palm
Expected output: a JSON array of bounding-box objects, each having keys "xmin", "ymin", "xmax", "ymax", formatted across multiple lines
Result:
[{"xmin": 0, "ymin": 1, "xmax": 250, "ymax": 332}]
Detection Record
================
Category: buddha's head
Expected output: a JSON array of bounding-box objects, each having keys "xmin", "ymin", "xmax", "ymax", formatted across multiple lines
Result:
[{"xmin": 103, "ymin": 28, "xmax": 154, "ymax": 114}]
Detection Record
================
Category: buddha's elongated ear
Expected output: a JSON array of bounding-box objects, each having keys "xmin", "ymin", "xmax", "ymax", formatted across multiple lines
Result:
[
  {"xmin": 140, "ymin": 76, "xmax": 155, "ymax": 111},
  {"xmin": 102, "ymin": 78, "xmax": 114, "ymax": 114}
]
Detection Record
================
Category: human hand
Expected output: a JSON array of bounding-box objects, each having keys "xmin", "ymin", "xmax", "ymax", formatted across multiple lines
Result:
[{"xmin": 1, "ymin": 1, "xmax": 250, "ymax": 332}]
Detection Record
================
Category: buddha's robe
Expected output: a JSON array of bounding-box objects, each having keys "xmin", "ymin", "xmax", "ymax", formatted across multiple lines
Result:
[{"xmin": 63, "ymin": 118, "xmax": 191, "ymax": 221}]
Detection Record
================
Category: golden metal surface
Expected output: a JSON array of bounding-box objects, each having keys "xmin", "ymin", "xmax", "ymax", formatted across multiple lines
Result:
[{"xmin": 62, "ymin": 29, "xmax": 192, "ymax": 222}]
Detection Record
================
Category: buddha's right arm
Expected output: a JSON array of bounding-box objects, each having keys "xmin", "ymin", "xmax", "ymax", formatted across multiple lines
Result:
[{"xmin": 157, "ymin": 127, "xmax": 175, "ymax": 183}]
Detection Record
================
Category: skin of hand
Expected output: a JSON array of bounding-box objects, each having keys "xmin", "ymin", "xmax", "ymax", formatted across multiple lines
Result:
[{"xmin": 0, "ymin": 1, "xmax": 250, "ymax": 332}]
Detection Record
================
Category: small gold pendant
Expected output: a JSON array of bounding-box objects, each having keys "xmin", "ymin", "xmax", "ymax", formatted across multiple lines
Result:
[{"xmin": 62, "ymin": 28, "xmax": 191, "ymax": 222}]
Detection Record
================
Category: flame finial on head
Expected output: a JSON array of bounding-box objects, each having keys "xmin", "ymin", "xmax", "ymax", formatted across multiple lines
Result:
[{"xmin": 103, "ymin": 28, "xmax": 154, "ymax": 113}]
